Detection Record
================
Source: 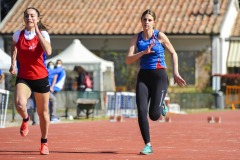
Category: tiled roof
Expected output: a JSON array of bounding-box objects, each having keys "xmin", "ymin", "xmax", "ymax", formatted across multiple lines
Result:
[
  {"xmin": 0, "ymin": 0, "xmax": 231, "ymax": 35},
  {"xmin": 231, "ymin": 11, "xmax": 240, "ymax": 37}
]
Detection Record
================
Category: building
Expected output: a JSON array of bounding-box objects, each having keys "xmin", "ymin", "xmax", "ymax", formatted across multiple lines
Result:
[{"xmin": 0, "ymin": 0, "xmax": 239, "ymax": 91}]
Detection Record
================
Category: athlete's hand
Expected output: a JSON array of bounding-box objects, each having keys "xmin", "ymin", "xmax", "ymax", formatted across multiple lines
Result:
[
  {"xmin": 174, "ymin": 73, "xmax": 186, "ymax": 87},
  {"xmin": 143, "ymin": 40, "xmax": 155, "ymax": 55},
  {"xmin": 9, "ymin": 66, "xmax": 17, "ymax": 75},
  {"xmin": 33, "ymin": 19, "xmax": 40, "ymax": 34}
]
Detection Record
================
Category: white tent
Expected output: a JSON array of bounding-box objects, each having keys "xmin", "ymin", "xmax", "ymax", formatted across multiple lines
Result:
[
  {"xmin": 47, "ymin": 39, "xmax": 115, "ymax": 91},
  {"xmin": 0, "ymin": 49, "xmax": 11, "ymax": 73}
]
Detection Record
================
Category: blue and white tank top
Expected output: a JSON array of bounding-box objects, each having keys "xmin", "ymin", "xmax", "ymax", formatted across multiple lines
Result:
[{"xmin": 137, "ymin": 30, "xmax": 166, "ymax": 69}]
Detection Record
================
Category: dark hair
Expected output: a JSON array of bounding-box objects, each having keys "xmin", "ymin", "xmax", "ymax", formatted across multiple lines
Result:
[
  {"xmin": 24, "ymin": 7, "xmax": 50, "ymax": 31},
  {"xmin": 141, "ymin": 9, "xmax": 156, "ymax": 21},
  {"xmin": 56, "ymin": 59, "xmax": 62, "ymax": 64},
  {"xmin": 74, "ymin": 66, "xmax": 86, "ymax": 74},
  {"xmin": 47, "ymin": 61, "xmax": 54, "ymax": 68}
]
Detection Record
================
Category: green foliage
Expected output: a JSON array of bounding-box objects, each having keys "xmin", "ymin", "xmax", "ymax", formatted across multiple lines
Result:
[
  {"xmin": 97, "ymin": 51, "xmax": 138, "ymax": 90},
  {"xmin": 204, "ymin": 64, "xmax": 211, "ymax": 72},
  {"xmin": 202, "ymin": 87, "xmax": 213, "ymax": 93}
]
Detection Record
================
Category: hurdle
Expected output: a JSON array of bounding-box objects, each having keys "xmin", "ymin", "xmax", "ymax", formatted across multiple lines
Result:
[
  {"xmin": 106, "ymin": 92, "xmax": 137, "ymax": 122},
  {"xmin": 0, "ymin": 89, "xmax": 10, "ymax": 128},
  {"xmin": 225, "ymin": 85, "xmax": 240, "ymax": 110}
]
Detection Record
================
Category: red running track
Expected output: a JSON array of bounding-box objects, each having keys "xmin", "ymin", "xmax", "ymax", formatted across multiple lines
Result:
[{"xmin": 0, "ymin": 110, "xmax": 239, "ymax": 160}]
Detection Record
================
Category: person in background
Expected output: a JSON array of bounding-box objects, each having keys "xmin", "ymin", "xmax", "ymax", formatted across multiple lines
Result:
[
  {"xmin": 47, "ymin": 61, "xmax": 60, "ymax": 122},
  {"xmin": 0, "ymin": 69, "xmax": 5, "ymax": 106},
  {"xmin": 0, "ymin": 69, "xmax": 5, "ymax": 90},
  {"xmin": 125, "ymin": 9, "xmax": 186, "ymax": 155},
  {"xmin": 53, "ymin": 59, "xmax": 66, "ymax": 93},
  {"xmin": 84, "ymin": 72, "xmax": 93, "ymax": 91},
  {"xmin": 48, "ymin": 59, "xmax": 66, "ymax": 122},
  {"xmin": 74, "ymin": 66, "xmax": 86, "ymax": 92},
  {"xmin": 27, "ymin": 92, "xmax": 38, "ymax": 125},
  {"xmin": 9, "ymin": 7, "xmax": 52, "ymax": 155}
]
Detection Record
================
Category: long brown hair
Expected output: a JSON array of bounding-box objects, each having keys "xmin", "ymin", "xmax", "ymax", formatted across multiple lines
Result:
[
  {"xmin": 141, "ymin": 9, "xmax": 156, "ymax": 21},
  {"xmin": 24, "ymin": 7, "xmax": 50, "ymax": 31}
]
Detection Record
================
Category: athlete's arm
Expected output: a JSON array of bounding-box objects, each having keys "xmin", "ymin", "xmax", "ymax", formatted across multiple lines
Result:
[
  {"xmin": 9, "ymin": 41, "xmax": 17, "ymax": 75},
  {"xmin": 125, "ymin": 35, "xmax": 154, "ymax": 64},
  {"xmin": 33, "ymin": 20, "xmax": 52, "ymax": 56},
  {"xmin": 159, "ymin": 32, "xmax": 186, "ymax": 86},
  {"xmin": 50, "ymin": 75, "xmax": 58, "ymax": 92},
  {"xmin": 0, "ymin": 73, "xmax": 4, "ymax": 82}
]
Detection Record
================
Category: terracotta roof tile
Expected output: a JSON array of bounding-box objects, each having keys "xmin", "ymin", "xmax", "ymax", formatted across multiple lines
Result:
[
  {"xmin": 205, "ymin": 16, "xmax": 213, "ymax": 33},
  {"xmin": 232, "ymin": 11, "xmax": 240, "ymax": 36},
  {"xmin": 213, "ymin": 16, "xmax": 223, "ymax": 33},
  {"xmin": 198, "ymin": 15, "xmax": 209, "ymax": 34},
  {"xmin": 0, "ymin": 0, "xmax": 232, "ymax": 35}
]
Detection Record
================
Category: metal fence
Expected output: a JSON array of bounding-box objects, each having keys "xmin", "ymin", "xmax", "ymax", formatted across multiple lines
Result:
[
  {"xmin": 106, "ymin": 92, "xmax": 137, "ymax": 118},
  {"xmin": 0, "ymin": 89, "xmax": 10, "ymax": 128},
  {"xmin": 168, "ymin": 93, "xmax": 215, "ymax": 109}
]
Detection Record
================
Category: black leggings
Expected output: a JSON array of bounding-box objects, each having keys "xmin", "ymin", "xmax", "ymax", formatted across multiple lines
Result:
[{"xmin": 136, "ymin": 69, "xmax": 168, "ymax": 144}]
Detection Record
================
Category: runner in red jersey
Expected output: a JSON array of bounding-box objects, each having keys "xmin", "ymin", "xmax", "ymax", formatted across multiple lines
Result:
[
  {"xmin": 9, "ymin": 7, "xmax": 52, "ymax": 155},
  {"xmin": 16, "ymin": 29, "xmax": 48, "ymax": 79}
]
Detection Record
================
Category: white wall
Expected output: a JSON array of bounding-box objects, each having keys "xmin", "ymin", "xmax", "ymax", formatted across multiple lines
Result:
[
  {"xmin": 211, "ymin": 0, "xmax": 239, "ymax": 91},
  {"xmin": 218, "ymin": 0, "xmax": 239, "ymax": 74},
  {"xmin": 51, "ymin": 35, "xmax": 211, "ymax": 53},
  {"xmin": 169, "ymin": 36, "xmax": 211, "ymax": 51},
  {"xmin": 212, "ymin": 36, "xmax": 221, "ymax": 74},
  {"xmin": 50, "ymin": 36, "xmax": 130, "ymax": 52}
]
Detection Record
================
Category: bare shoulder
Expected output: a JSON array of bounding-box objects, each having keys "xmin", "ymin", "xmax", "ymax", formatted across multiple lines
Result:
[
  {"xmin": 158, "ymin": 31, "xmax": 170, "ymax": 44},
  {"xmin": 130, "ymin": 34, "xmax": 139, "ymax": 45},
  {"xmin": 158, "ymin": 31, "xmax": 168, "ymax": 40},
  {"xmin": 131, "ymin": 34, "xmax": 138, "ymax": 41}
]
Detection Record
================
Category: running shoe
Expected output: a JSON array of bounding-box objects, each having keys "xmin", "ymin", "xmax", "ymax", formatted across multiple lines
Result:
[
  {"xmin": 162, "ymin": 101, "xmax": 169, "ymax": 116},
  {"xmin": 20, "ymin": 116, "xmax": 29, "ymax": 137},
  {"xmin": 50, "ymin": 116, "xmax": 60, "ymax": 123},
  {"xmin": 40, "ymin": 143, "xmax": 49, "ymax": 155},
  {"xmin": 140, "ymin": 145, "xmax": 153, "ymax": 155}
]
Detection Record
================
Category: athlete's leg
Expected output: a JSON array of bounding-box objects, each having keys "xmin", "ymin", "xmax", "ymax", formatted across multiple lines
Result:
[
  {"xmin": 136, "ymin": 71, "xmax": 151, "ymax": 144},
  {"xmin": 31, "ymin": 77, "xmax": 50, "ymax": 154},
  {"xmin": 15, "ymin": 83, "xmax": 32, "ymax": 119},
  {"xmin": 35, "ymin": 92, "xmax": 50, "ymax": 139},
  {"xmin": 149, "ymin": 69, "xmax": 168, "ymax": 121}
]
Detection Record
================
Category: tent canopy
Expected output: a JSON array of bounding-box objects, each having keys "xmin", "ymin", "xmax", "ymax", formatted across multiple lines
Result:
[
  {"xmin": 47, "ymin": 39, "xmax": 114, "ymax": 72},
  {"xmin": 47, "ymin": 39, "xmax": 115, "ymax": 91},
  {"xmin": 0, "ymin": 49, "xmax": 11, "ymax": 73}
]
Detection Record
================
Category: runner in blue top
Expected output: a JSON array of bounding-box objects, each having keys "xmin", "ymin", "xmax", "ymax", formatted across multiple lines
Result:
[
  {"xmin": 126, "ymin": 9, "xmax": 186, "ymax": 155},
  {"xmin": 137, "ymin": 29, "xmax": 167, "ymax": 69}
]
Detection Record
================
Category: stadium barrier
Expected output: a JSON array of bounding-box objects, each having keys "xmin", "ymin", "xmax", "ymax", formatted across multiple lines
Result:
[
  {"xmin": 106, "ymin": 92, "xmax": 137, "ymax": 121},
  {"xmin": 0, "ymin": 89, "xmax": 10, "ymax": 128}
]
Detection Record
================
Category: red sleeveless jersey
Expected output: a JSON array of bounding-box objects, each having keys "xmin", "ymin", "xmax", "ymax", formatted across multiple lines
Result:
[{"xmin": 16, "ymin": 30, "xmax": 48, "ymax": 80}]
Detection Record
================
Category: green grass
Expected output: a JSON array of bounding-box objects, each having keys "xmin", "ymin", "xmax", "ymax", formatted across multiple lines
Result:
[{"xmin": 182, "ymin": 108, "xmax": 236, "ymax": 114}]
